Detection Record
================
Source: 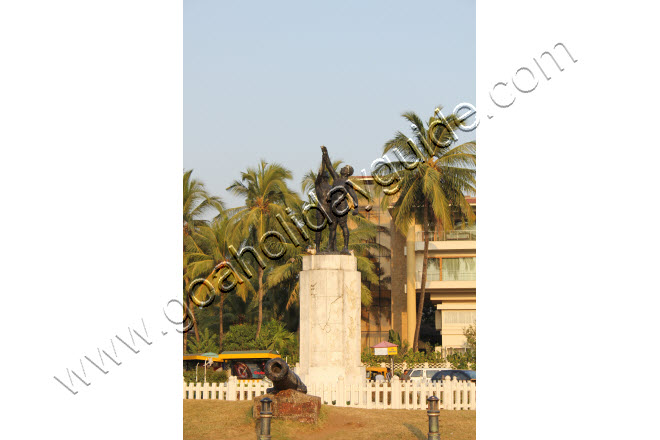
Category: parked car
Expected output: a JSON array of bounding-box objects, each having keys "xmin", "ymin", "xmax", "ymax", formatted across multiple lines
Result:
[
  {"xmin": 431, "ymin": 370, "xmax": 476, "ymax": 382},
  {"xmin": 401, "ymin": 368, "xmax": 450, "ymax": 382}
]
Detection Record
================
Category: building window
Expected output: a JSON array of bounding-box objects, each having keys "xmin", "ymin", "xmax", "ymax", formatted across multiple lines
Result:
[
  {"xmin": 441, "ymin": 257, "xmax": 475, "ymax": 281},
  {"xmin": 427, "ymin": 258, "xmax": 441, "ymax": 281},
  {"xmin": 445, "ymin": 347, "xmax": 468, "ymax": 355},
  {"xmin": 443, "ymin": 310, "xmax": 476, "ymax": 325},
  {"xmin": 418, "ymin": 256, "xmax": 476, "ymax": 281}
]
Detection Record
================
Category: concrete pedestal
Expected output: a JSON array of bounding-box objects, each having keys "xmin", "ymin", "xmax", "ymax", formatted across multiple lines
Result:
[{"xmin": 298, "ymin": 255, "xmax": 365, "ymax": 384}]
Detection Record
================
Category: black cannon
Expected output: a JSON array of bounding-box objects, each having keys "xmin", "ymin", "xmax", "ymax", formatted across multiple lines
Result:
[{"xmin": 264, "ymin": 357, "xmax": 307, "ymax": 394}]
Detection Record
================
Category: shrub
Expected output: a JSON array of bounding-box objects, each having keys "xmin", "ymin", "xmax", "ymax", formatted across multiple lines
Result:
[
  {"xmin": 186, "ymin": 328, "xmax": 219, "ymax": 354},
  {"xmin": 183, "ymin": 368, "xmax": 228, "ymax": 384},
  {"xmin": 362, "ymin": 341, "xmax": 449, "ymax": 368},
  {"xmin": 222, "ymin": 321, "xmax": 299, "ymax": 363},
  {"xmin": 388, "ymin": 329, "xmax": 402, "ymax": 347},
  {"xmin": 447, "ymin": 352, "xmax": 475, "ymax": 370},
  {"xmin": 222, "ymin": 324, "xmax": 260, "ymax": 351},
  {"xmin": 360, "ymin": 347, "xmax": 380, "ymax": 366},
  {"xmin": 447, "ymin": 325, "xmax": 476, "ymax": 370}
]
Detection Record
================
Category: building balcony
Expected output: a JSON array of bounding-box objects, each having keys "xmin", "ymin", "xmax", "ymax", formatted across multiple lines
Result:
[
  {"xmin": 415, "ymin": 271, "xmax": 476, "ymax": 290},
  {"xmin": 414, "ymin": 230, "xmax": 476, "ymax": 251}
]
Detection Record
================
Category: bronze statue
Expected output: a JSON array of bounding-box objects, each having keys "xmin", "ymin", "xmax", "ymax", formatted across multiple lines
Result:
[
  {"xmin": 314, "ymin": 146, "xmax": 359, "ymax": 254},
  {"xmin": 264, "ymin": 357, "xmax": 307, "ymax": 394}
]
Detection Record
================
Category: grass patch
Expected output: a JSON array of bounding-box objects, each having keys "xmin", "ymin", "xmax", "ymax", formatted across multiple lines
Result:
[{"xmin": 184, "ymin": 400, "xmax": 475, "ymax": 440}]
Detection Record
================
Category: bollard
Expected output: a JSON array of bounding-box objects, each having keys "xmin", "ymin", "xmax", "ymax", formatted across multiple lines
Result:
[
  {"xmin": 427, "ymin": 395, "xmax": 440, "ymax": 440},
  {"xmin": 258, "ymin": 397, "xmax": 273, "ymax": 440}
]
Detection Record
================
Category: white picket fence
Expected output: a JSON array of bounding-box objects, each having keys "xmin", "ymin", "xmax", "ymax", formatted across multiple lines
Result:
[
  {"xmin": 183, "ymin": 376, "xmax": 475, "ymax": 410},
  {"xmin": 380, "ymin": 361, "xmax": 453, "ymax": 373}
]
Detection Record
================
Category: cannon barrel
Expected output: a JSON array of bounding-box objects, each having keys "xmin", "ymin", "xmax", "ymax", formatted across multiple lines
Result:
[{"xmin": 264, "ymin": 358, "xmax": 307, "ymax": 394}]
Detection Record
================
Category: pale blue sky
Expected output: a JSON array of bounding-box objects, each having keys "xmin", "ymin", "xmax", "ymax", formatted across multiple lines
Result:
[{"xmin": 184, "ymin": 0, "xmax": 475, "ymax": 209}]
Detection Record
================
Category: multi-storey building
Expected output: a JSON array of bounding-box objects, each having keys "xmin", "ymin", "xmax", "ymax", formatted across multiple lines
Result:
[{"xmin": 354, "ymin": 177, "xmax": 476, "ymax": 353}]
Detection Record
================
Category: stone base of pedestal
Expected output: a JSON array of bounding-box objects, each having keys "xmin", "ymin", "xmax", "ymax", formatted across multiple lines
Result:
[
  {"xmin": 252, "ymin": 389, "xmax": 321, "ymax": 424},
  {"xmin": 298, "ymin": 254, "xmax": 363, "ymax": 385}
]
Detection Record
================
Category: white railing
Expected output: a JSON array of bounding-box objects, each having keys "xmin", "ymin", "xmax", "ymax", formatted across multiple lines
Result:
[
  {"xmin": 416, "ymin": 270, "xmax": 476, "ymax": 282},
  {"xmin": 183, "ymin": 376, "xmax": 475, "ymax": 410},
  {"xmin": 378, "ymin": 361, "xmax": 453, "ymax": 373},
  {"xmin": 416, "ymin": 230, "xmax": 476, "ymax": 242}
]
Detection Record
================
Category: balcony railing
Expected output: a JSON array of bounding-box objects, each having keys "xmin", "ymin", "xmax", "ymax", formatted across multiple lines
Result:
[
  {"xmin": 416, "ymin": 271, "xmax": 476, "ymax": 282},
  {"xmin": 416, "ymin": 230, "xmax": 476, "ymax": 242}
]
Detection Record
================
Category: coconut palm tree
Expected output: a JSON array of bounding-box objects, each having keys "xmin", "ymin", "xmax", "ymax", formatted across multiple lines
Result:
[
  {"xmin": 223, "ymin": 288, "xmax": 259, "ymax": 327},
  {"xmin": 265, "ymin": 285, "xmax": 300, "ymax": 332},
  {"xmin": 182, "ymin": 170, "xmax": 223, "ymax": 350},
  {"xmin": 380, "ymin": 107, "xmax": 476, "ymax": 351},
  {"xmin": 265, "ymin": 321, "xmax": 297, "ymax": 354},
  {"xmin": 186, "ymin": 328, "xmax": 220, "ymax": 354},
  {"xmin": 185, "ymin": 215, "xmax": 253, "ymax": 349},
  {"xmin": 226, "ymin": 160, "xmax": 301, "ymax": 339},
  {"xmin": 183, "ymin": 169, "xmax": 223, "ymax": 236}
]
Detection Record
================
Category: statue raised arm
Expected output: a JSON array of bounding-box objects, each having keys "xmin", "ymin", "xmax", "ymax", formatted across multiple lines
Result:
[
  {"xmin": 321, "ymin": 146, "xmax": 339, "ymax": 180},
  {"xmin": 314, "ymin": 145, "xmax": 358, "ymax": 254}
]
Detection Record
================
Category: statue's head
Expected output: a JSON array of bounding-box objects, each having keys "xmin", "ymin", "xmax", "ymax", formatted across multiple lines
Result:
[
  {"xmin": 340, "ymin": 165, "xmax": 354, "ymax": 177},
  {"xmin": 320, "ymin": 169, "xmax": 330, "ymax": 180}
]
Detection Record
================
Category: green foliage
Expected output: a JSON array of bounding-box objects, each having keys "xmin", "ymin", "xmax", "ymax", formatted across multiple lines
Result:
[
  {"xmin": 446, "ymin": 352, "xmax": 474, "ymax": 370},
  {"xmin": 362, "ymin": 337, "xmax": 448, "ymax": 367},
  {"xmin": 419, "ymin": 301, "xmax": 442, "ymax": 348},
  {"xmin": 183, "ymin": 169, "xmax": 224, "ymax": 236},
  {"xmin": 360, "ymin": 347, "xmax": 380, "ymax": 367},
  {"xmin": 223, "ymin": 290, "xmax": 258, "ymax": 328},
  {"xmin": 464, "ymin": 324, "xmax": 476, "ymax": 349},
  {"xmin": 186, "ymin": 328, "xmax": 219, "ymax": 354},
  {"xmin": 183, "ymin": 169, "xmax": 224, "ymax": 349},
  {"xmin": 183, "ymin": 368, "xmax": 228, "ymax": 384},
  {"xmin": 388, "ymin": 329, "xmax": 402, "ymax": 347},
  {"xmin": 226, "ymin": 160, "xmax": 301, "ymax": 338},
  {"xmin": 222, "ymin": 321, "xmax": 300, "ymax": 363},
  {"xmin": 397, "ymin": 349, "xmax": 446, "ymax": 365},
  {"xmin": 222, "ymin": 323, "xmax": 259, "ymax": 350},
  {"xmin": 447, "ymin": 325, "xmax": 476, "ymax": 370},
  {"xmin": 263, "ymin": 321, "xmax": 297, "ymax": 357}
]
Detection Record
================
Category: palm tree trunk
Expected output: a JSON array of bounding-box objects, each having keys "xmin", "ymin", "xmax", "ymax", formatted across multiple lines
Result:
[
  {"xmin": 188, "ymin": 297, "xmax": 200, "ymax": 343},
  {"xmin": 255, "ymin": 265, "xmax": 264, "ymax": 339},
  {"xmin": 218, "ymin": 292, "xmax": 224, "ymax": 349},
  {"xmin": 183, "ymin": 272, "xmax": 200, "ymax": 344},
  {"xmin": 196, "ymin": 269, "xmax": 219, "ymax": 347},
  {"xmin": 413, "ymin": 202, "xmax": 430, "ymax": 352},
  {"xmin": 182, "ymin": 285, "xmax": 190, "ymax": 353}
]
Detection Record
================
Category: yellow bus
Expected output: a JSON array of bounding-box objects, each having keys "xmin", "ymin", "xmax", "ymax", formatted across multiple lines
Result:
[{"xmin": 183, "ymin": 350, "xmax": 280, "ymax": 380}]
